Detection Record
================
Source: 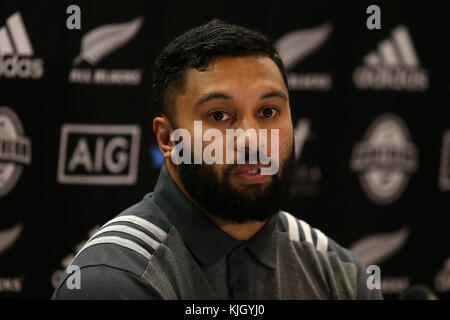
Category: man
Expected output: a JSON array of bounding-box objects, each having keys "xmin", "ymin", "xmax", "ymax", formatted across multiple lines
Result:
[{"xmin": 52, "ymin": 20, "xmax": 383, "ymax": 300}]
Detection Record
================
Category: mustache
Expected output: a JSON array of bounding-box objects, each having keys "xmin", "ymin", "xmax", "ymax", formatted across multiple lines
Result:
[
  {"xmin": 215, "ymin": 149, "xmax": 270, "ymax": 169},
  {"xmin": 179, "ymin": 146, "xmax": 269, "ymax": 159},
  {"xmin": 182, "ymin": 148, "xmax": 270, "ymax": 165},
  {"xmin": 223, "ymin": 146, "xmax": 294, "ymax": 177}
]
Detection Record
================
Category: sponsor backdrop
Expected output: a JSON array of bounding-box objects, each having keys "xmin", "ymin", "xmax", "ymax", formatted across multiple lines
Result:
[{"xmin": 0, "ymin": 0, "xmax": 448, "ymax": 299}]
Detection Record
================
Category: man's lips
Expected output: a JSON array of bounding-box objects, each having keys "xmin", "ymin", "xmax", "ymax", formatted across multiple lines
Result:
[{"xmin": 232, "ymin": 164, "xmax": 271, "ymax": 183}]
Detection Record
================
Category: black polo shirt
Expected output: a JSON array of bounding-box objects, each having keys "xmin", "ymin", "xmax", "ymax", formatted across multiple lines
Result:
[{"xmin": 52, "ymin": 164, "xmax": 383, "ymax": 300}]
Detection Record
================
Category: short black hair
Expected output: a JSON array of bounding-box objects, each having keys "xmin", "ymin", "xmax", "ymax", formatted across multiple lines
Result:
[{"xmin": 152, "ymin": 19, "xmax": 288, "ymax": 126}]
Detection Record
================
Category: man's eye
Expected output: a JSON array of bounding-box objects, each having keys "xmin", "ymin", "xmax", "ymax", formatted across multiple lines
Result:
[
  {"xmin": 259, "ymin": 107, "xmax": 278, "ymax": 119},
  {"xmin": 209, "ymin": 111, "xmax": 231, "ymax": 122}
]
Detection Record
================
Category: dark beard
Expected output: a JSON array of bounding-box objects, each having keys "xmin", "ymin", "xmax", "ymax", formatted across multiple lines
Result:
[{"xmin": 178, "ymin": 146, "xmax": 295, "ymax": 223}]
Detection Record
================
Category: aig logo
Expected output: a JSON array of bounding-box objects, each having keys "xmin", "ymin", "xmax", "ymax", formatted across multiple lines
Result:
[{"xmin": 57, "ymin": 124, "xmax": 140, "ymax": 185}]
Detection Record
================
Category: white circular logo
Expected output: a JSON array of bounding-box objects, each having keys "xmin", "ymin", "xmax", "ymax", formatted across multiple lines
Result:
[
  {"xmin": 0, "ymin": 107, "xmax": 31, "ymax": 197},
  {"xmin": 350, "ymin": 114, "xmax": 418, "ymax": 205}
]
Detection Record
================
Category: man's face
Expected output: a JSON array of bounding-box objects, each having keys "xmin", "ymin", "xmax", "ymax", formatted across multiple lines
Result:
[{"xmin": 172, "ymin": 55, "xmax": 295, "ymax": 222}]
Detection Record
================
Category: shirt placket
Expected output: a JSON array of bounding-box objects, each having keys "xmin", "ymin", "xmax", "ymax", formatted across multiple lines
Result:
[{"xmin": 228, "ymin": 246, "xmax": 249, "ymax": 299}]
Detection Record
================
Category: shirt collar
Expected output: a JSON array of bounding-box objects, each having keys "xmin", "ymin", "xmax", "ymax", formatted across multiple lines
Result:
[
  {"xmin": 152, "ymin": 164, "xmax": 278, "ymax": 269},
  {"xmin": 245, "ymin": 213, "xmax": 278, "ymax": 269}
]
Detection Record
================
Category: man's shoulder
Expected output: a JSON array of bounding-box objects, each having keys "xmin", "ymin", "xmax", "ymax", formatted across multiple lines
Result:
[
  {"xmin": 72, "ymin": 193, "xmax": 173, "ymax": 270},
  {"xmin": 277, "ymin": 210, "xmax": 352, "ymax": 259},
  {"xmin": 52, "ymin": 193, "xmax": 174, "ymax": 299},
  {"xmin": 277, "ymin": 210, "xmax": 383, "ymax": 300}
]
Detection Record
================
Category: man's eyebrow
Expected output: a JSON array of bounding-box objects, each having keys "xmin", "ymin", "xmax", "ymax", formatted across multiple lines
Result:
[
  {"xmin": 195, "ymin": 90, "xmax": 288, "ymax": 108},
  {"xmin": 260, "ymin": 90, "xmax": 288, "ymax": 101},
  {"xmin": 195, "ymin": 92, "xmax": 232, "ymax": 107}
]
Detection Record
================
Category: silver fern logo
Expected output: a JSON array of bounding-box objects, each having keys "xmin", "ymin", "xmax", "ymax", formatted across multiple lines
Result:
[
  {"xmin": 73, "ymin": 16, "xmax": 143, "ymax": 66},
  {"xmin": 274, "ymin": 23, "xmax": 332, "ymax": 91},
  {"xmin": 350, "ymin": 226, "xmax": 410, "ymax": 266},
  {"xmin": 69, "ymin": 16, "xmax": 143, "ymax": 85},
  {"xmin": 0, "ymin": 223, "xmax": 23, "ymax": 255},
  {"xmin": 290, "ymin": 118, "xmax": 321, "ymax": 197},
  {"xmin": 350, "ymin": 226, "xmax": 411, "ymax": 294}
]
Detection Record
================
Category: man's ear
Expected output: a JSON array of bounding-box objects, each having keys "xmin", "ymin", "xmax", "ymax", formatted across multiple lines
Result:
[{"xmin": 153, "ymin": 116, "xmax": 174, "ymax": 159}]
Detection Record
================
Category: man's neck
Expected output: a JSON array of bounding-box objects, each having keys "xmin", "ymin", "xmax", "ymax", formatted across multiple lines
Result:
[
  {"xmin": 204, "ymin": 212, "xmax": 267, "ymax": 241},
  {"xmin": 166, "ymin": 161, "xmax": 267, "ymax": 241}
]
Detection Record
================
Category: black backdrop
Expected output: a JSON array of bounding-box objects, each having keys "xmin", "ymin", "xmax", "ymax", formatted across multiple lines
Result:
[{"xmin": 0, "ymin": 0, "xmax": 449, "ymax": 299}]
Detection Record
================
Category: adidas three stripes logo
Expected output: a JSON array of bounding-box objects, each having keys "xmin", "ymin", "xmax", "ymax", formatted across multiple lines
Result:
[
  {"xmin": 281, "ymin": 211, "xmax": 328, "ymax": 252},
  {"xmin": 0, "ymin": 12, "xmax": 33, "ymax": 56},
  {"xmin": 74, "ymin": 215, "xmax": 168, "ymax": 261}
]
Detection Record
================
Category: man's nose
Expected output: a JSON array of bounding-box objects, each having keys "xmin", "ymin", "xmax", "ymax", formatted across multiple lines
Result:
[
  {"xmin": 237, "ymin": 115, "xmax": 258, "ymax": 132},
  {"xmin": 232, "ymin": 114, "xmax": 260, "ymax": 151}
]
